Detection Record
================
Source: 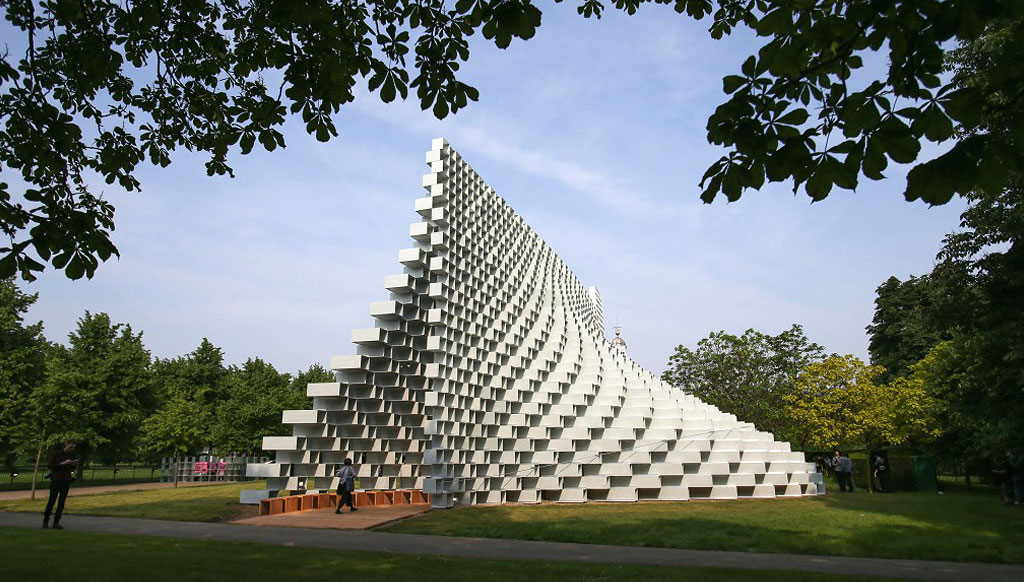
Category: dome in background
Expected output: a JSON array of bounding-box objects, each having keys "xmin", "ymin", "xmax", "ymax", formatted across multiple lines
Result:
[{"xmin": 611, "ymin": 325, "xmax": 627, "ymax": 351}]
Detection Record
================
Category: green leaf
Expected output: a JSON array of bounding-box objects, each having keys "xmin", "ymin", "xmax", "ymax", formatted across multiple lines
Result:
[
  {"xmin": 777, "ymin": 109, "xmax": 809, "ymax": 126},
  {"xmin": 875, "ymin": 121, "xmax": 920, "ymax": 164},
  {"xmin": 805, "ymin": 166, "xmax": 833, "ymax": 201},
  {"xmin": 66, "ymin": 255, "xmax": 86, "ymax": 280},
  {"xmin": 722, "ymin": 75, "xmax": 746, "ymax": 94},
  {"xmin": 755, "ymin": 9, "xmax": 792, "ymax": 36},
  {"xmin": 380, "ymin": 76, "xmax": 397, "ymax": 103},
  {"xmin": 911, "ymin": 105, "xmax": 954, "ymax": 143},
  {"xmin": 432, "ymin": 98, "xmax": 449, "ymax": 120}
]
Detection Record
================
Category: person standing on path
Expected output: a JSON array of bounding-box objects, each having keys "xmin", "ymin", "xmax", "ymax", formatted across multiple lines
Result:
[
  {"xmin": 43, "ymin": 442, "xmax": 78, "ymax": 529},
  {"xmin": 334, "ymin": 458, "xmax": 358, "ymax": 514}
]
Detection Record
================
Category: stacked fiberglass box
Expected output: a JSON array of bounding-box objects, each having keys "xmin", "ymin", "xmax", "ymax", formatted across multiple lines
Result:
[{"xmin": 247, "ymin": 138, "xmax": 823, "ymax": 508}]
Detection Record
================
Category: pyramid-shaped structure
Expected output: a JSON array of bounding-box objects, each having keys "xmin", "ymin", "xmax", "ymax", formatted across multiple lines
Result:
[{"xmin": 248, "ymin": 138, "xmax": 824, "ymax": 507}]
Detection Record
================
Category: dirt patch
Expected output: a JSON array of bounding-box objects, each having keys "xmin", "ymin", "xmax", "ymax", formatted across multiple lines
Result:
[{"xmin": 219, "ymin": 504, "xmax": 259, "ymax": 523}]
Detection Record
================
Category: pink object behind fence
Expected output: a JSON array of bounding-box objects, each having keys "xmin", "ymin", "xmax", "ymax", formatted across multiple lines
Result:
[{"xmin": 190, "ymin": 461, "xmax": 227, "ymax": 476}]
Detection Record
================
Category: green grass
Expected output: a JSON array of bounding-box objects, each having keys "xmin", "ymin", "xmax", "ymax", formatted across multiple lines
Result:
[
  {"xmin": 380, "ymin": 489, "xmax": 1024, "ymax": 564},
  {"xmin": 0, "ymin": 527, "xmax": 898, "ymax": 582},
  {"xmin": 3, "ymin": 478, "xmax": 1017, "ymax": 566},
  {"xmin": 0, "ymin": 481, "xmax": 263, "ymax": 522}
]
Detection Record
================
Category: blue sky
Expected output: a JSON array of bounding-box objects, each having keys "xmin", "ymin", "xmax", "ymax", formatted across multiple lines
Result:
[{"xmin": 20, "ymin": 7, "xmax": 965, "ymax": 375}]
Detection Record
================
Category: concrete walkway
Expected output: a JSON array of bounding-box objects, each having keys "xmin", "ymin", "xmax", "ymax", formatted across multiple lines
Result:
[
  {"xmin": 1, "ymin": 512, "xmax": 1018, "ymax": 581},
  {"xmin": 0, "ymin": 481, "xmax": 229, "ymax": 501}
]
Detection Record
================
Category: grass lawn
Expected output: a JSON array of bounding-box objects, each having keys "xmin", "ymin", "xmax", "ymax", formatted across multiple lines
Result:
[
  {"xmin": 3, "ymin": 467, "xmax": 162, "ymax": 490},
  {"xmin": 380, "ymin": 489, "xmax": 1024, "ymax": 564},
  {"xmin": 0, "ymin": 481, "xmax": 263, "ymax": 522},
  {"xmin": 0, "ymin": 527, "xmax": 898, "ymax": 582}
]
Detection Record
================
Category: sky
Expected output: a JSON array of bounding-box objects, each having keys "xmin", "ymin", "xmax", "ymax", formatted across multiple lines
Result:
[{"xmin": 18, "ymin": 7, "xmax": 966, "ymax": 376}]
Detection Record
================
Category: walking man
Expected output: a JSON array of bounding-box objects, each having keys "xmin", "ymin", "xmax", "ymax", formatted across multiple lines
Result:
[
  {"xmin": 43, "ymin": 442, "xmax": 78, "ymax": 529},
  {"xmin": 334, "ymin": 458, "xmax": 358, "ymax": 514}
]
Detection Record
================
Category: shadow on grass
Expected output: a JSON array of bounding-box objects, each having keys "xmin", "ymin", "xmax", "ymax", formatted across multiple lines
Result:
[
  {"xmin": 382, "ymin": 491, "xmax": 1024, "ymax": 564},
  {"xmin": 0, "ymin": 526, "xmax": 900, "ymax": 582}
]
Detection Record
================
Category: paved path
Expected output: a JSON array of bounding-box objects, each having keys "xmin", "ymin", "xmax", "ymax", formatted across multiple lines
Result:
[
  {"xmin": 1, "ymin": 512, "xmax": 1018, "ymax": 581},
  {"xmin": 0, "ymin": 481, "xmax": 229, "ymax": 501}
]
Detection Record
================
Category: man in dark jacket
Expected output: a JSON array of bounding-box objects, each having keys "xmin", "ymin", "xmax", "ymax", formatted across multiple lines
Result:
[{"xmin": 43, "ymin": 442, "xmax": 78, "ymax": 529}]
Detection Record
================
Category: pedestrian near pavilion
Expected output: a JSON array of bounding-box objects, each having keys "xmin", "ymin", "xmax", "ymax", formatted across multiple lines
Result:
[{"xmin": 334, "ymin": 458, "xmax": 358, "ymax": 514}]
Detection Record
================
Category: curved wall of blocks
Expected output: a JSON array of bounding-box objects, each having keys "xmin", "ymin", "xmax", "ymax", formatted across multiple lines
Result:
[{"xmin": 248, "ymin": 138, "xmax": 824, "ymax": 508}]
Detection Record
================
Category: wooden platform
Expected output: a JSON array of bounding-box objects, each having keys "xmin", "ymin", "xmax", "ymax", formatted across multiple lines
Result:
[{"xmin": 234, "ymin": 503, "xmax": 430, "ymax": 530}]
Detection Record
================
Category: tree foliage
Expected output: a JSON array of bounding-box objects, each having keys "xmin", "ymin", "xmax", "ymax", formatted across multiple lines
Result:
[
  {"xmin": 151, "ymin": 338, "xmax": 228, "ymax": 406},
  {"xmin": 865, "ymin": 16, "xmax": 1024, "ymax": 467},
  {"xmin": 211, "ymin": 357, "xmax": 308, "ymax": 455},
  {"xmin": 866, "ymin": 274, "xmax": 951, "ymax": 381},
  {"xmin": 138, "ymin": 393, "xmax": 209, "ymax": 461},
  {"xmin": 698, "ymin": 3, "xmax": 1023, "ymax": 207},
  {"xmin": 3, "ymin": 1, "xmax": 1021, "ymax": 281},
  {"xmin": 141, "ymin": 338, "xmax": 229, "ymax": 461},
  {"xmin": 1, "ymin": 296, "xmax": 331, "ymax": 464},
  {"xmin": 783, "ymin": 354, "xmax": 940, "ymax": 450},
  {"xmin": 0, "ymin": 0, "xmax": 538, "ymax": 281},
  {"xmin": 661, "ymin": 324, "xmax": 823, "ymax": 438},
  {"xmin": 0, "ymin": 278, "xmax": 47, "ymax": 463},
  {"xmin": 42, "ymin": 312, "xmax": 154, "ymax": 463}
]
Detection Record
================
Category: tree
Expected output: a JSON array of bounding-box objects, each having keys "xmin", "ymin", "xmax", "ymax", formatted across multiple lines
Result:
[
  {"xmin": 3, "ymin": 2, "xmax": 1021, "ymax": 281},
  {"xmin": 861, "ymin": 17, "xmax": 1024, "ymax": 469},
  {"xmin": 43, "ymin": 311, "xmax": 154, "ymax": 464},
  {"xmin": 211, "ymin": 358, "xmax": 307, "ymax": 455},
  {"xmin": 0, "ymin": 279, "xmax": 48, "ymax": 467},
  {"xmin": 661, "ymin": 324, "xmax": 824, "ymax": 439},
  {"xmin": 866, "ymin": 275, "xmax": 948, "ymax": 381},
  {"xmin": 289, "ymin": 362, "xmax": 336, "ymax": 393},
  {"xmin": 142, "ymin": 338, "xmax": 230, "ymax": 479},
  {"xmin": 151, "ymin": 338, "xmax": 229, "ymax": 407},
  {"xmin": 699, "ymin": 5, "xmax": 1023, "ymax": 207},
  {"xmin": 907, "ymin": 342, "xmax": 983, "ymax": 471},
  {"xmin": 782, "ymin": 354, "xmax": 940, "ymax": 451},
  {"xmin": 22, "ymin": 344, "xmax": 86, "ymax": 499},
  {"xmin": 139, "ymin": 394, "xmax": 209, "ymax": 486},
  {"xmin": 924, "ymin": 185, "xmax": 1024, "ymax": 462}
]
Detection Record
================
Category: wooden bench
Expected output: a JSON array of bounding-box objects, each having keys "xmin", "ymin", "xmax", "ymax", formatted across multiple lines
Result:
[{"xmin": 259, "ymin": 489, "xmax": 430, "ymax": 516}]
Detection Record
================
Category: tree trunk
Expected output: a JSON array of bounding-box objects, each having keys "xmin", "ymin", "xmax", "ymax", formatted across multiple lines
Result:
[
  {"xmin": 173, "ymin": 455, "xmax": 179, "ymax": 488},
  {"xmin": 29, "ymin": 439, "xmax": 44, "ymax": 500}
]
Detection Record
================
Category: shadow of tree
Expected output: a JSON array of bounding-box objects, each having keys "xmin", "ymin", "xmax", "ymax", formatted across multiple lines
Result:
[{"xmin": 383, "ymin": 490, "xmax": 1024, "ymax": 564}]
